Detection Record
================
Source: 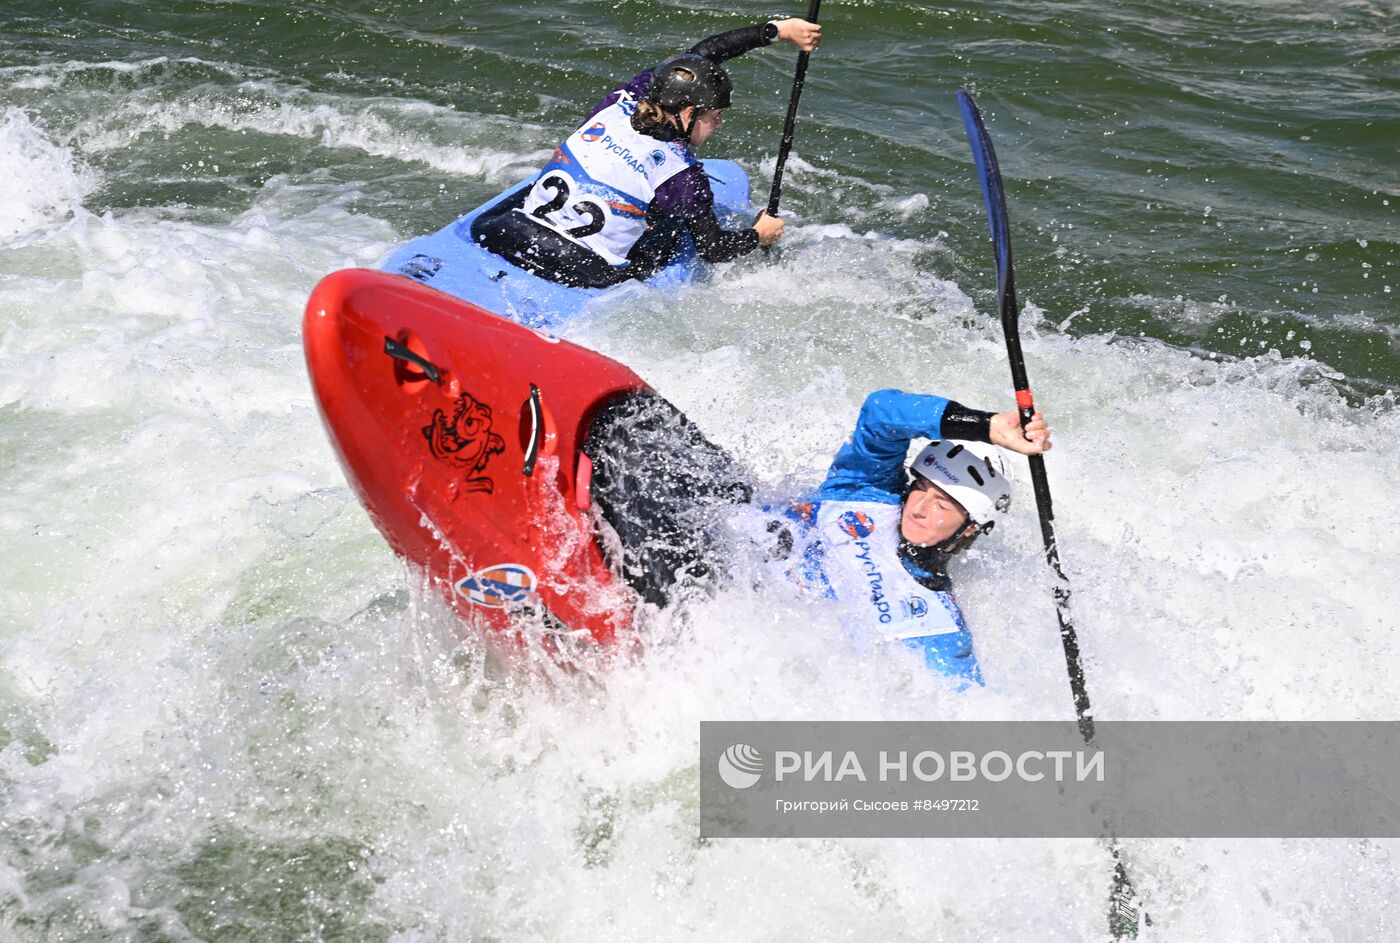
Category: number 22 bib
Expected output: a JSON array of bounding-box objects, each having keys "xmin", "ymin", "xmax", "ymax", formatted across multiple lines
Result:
[{"xmin": 520, "ymin": 92, "xmax": 696, "ymax": 266}]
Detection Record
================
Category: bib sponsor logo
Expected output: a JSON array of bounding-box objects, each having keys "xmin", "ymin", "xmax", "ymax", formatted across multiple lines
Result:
[
  {"xmin": 853, "ymin": 541, "xmax": 893, "ymax": 624},
  {"xmin": 903, "ymin": 596, "xmax": 929, "ymax": 618},
  {"xmin": 839, "ymin": 510, "xmax": 876, "ymax": 539},
  {"xmin": 456, "ymin": 563, "xmax": 537, "ymax": 609},
  {"xmin": 591, "ymin": 134, "xmax": 651, "ymax": 175},
  {"xmin": 650, "ymin": 149, "xmax": 666, "ymax": 167},
  {"xmin": 581, "ymin": 122, "xmax": 606, "ymax": 143}
]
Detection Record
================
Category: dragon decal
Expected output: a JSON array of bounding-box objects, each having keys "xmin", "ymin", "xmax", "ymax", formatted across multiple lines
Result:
[{"xmin": 422, "ymin": 391, "xmax": 505, "ymax": 494}]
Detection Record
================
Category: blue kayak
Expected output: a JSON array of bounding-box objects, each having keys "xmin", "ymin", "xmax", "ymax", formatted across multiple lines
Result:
[{"xmin": 377, "ymin": 159, "xmax": 752, "ymax": 332}]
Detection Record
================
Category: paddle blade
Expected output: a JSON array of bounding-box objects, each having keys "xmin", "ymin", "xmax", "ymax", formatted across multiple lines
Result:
[{"xmin": 956, "ymin": 88, "xmax": 1017, "ymax": 329}]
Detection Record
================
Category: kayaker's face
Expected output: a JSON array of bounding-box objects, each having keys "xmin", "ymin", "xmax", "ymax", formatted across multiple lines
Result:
[
  {"xmin": 685, "ymin": 107, "xmax": 723, "ymax": 147},
  {"xmin": 902, "ymin": 477, "xmax": 974, "ymax": 546}
]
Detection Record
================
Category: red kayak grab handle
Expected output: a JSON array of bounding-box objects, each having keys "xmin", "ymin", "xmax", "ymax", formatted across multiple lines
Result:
[{"xmin": 383, "ymin": 335, "xmax": 442, "ymax": 385}]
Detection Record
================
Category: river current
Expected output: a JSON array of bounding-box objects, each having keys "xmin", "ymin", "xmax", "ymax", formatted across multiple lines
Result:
[{"xmin": 2, "ymin": 1, "xmax": 1397, "ymax": 939}]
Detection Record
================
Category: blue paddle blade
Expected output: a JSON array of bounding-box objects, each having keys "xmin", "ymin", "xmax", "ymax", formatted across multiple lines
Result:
[{"xmin": 956, "ymin": 88, "xmax": 1015, "ymax": 313}]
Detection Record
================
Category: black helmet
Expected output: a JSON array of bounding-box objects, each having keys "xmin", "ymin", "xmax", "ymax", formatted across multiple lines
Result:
[{"xmin": 647, "ymin": 53, "xmax": 733, "ymax": 113}]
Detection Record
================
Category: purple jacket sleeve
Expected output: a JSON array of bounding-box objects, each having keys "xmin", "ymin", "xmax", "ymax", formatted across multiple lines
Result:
[
  {"xmin": 651, "ymin": 167, "xmax": 713, "ymax": 219},
  {"xmin": 585, "ymin": 70, "xmax": 654, "ymax": 122}
]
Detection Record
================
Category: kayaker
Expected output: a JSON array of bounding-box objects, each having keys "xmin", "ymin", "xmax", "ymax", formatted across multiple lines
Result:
[
  {"xmin": 583, "ymin": 388, "xmax": 1052, "ymax": 684},
  {"xmin": 760, "ymin": 389, "xmax": 1051, "ymax": 684},
  {"xmin": 472, "ymin": 18, "xmax": 822, "ymax": 288}
]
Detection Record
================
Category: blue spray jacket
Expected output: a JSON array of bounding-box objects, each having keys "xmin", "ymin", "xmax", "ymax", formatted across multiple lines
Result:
[{"xmin": 776, "ymin": 389, "xmax": 985, "ymax": 684}]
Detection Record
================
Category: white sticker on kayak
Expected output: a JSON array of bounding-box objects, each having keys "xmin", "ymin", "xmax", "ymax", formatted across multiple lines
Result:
[{"xmin": 455, "ymin": 563, "xmax": 538, "ymax": 609}]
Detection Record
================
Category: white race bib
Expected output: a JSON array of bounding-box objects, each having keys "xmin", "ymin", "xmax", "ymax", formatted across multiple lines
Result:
[
  {"xmin": 815, "ymin": 500, "xmax": 965, "ymax": 638},
  {"xmin": 522, "ymin": 93, "xmax": 695, "ymax": 265}
]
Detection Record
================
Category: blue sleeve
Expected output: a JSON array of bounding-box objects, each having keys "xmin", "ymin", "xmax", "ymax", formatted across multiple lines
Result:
[{"xmin": 816, "ymin": 389, "xmax": 951, "ymax": 504}]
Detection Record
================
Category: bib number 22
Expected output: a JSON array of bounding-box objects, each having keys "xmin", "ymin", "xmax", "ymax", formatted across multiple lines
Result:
[{"xmin": 531, "ymin": 175, "xmax": 605, "ymax": 239}]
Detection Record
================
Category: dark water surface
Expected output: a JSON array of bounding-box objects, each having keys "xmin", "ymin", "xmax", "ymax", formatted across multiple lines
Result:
[{"xmin": 4, "ymin": 0, "xmax": 1396, "ymax": 387}]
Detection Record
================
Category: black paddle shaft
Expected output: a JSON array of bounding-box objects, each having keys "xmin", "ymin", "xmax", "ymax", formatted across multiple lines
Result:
[
  {"xmin": 1002, "ymin": 292, "xmax": 1094, "ymax": 742},
  {"xmin": 959, "ymin": 89, "xmax": 1146, "ymax": 939},
  {"xmin": 956, "ymin": 89, "xmax": 1094, "ymax": 743},
  {"xmin": 766, "ymin": 0, "xmax": 822, "ymax": 216}
]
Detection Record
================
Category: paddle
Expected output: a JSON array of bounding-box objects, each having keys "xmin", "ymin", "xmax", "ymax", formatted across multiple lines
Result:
[
  {"xmin": 955, "ymin": 87, "xmax": 1147, "ymax": 940},
  {"xmin": 765, "ymin": 0, "xmax": 822, "ymax": 222}
]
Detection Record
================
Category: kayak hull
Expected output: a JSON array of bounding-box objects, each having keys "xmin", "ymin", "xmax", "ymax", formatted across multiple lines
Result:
[{"xmin": 303, "ymin": 267, "xmax": 648, "ymax": 649}]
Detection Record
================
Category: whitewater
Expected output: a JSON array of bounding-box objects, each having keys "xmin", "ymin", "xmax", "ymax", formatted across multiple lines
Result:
[{"xmin": 3, "ymin": 4, "xmax": 1398, "ymax": 939}]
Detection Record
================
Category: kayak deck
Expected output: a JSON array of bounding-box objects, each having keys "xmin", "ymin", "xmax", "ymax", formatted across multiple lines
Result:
[{"xmin": 377, "ymin": 159, "xmax": 751, "ymax": 331}]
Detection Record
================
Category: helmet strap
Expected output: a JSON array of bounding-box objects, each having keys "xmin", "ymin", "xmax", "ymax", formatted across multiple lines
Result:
[
  {"xmin": 951, "ymin": 520, "xmax": 993, "ymax": 550},
  {"xmin": 899, "ymin": 525, "xmax": 993, "ymax": 588},
  {"xmin": 919, "ymin": 519, "xmax": 992, "ymax": 557},
  {"xmin": 679, "ymin": 107, "xmax": 699, "ymax": 143}
]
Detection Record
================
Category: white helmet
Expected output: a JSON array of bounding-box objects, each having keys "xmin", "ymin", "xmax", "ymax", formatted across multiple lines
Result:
[{"xmin": 910, "ymin": 440, "xmax": 1012, "ymax": 524}]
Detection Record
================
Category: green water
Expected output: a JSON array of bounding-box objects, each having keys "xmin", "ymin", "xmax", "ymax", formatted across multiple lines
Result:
[
  {"xmin": 3, "ymin": 0, "xmax": 1395, "ymax": 387},
  {"xmin": 3, "ymin": 2, "xmax": 1398, "ymax": 939}
]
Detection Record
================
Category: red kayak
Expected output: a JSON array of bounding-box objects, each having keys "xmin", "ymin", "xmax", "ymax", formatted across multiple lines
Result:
[{"xmin": 303, "ymin": 268, "xmax": 646, "ymax": 650}]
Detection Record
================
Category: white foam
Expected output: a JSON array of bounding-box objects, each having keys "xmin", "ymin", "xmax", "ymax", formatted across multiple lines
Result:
[
  {"xmin": 70, "ymin": 83, "xmax": 552, "ymax": 182},
  {"xmin": 574, "ymin": 230, "xmax": 1400, "ymax": 727},
  {"xmin": 1, "ymin": 101, "xmax": 1397, "ymax": 940},
  {"xmin": 0, "ymin": 107, "xmax": 97, "ymax": 242},
  {"xmin": 0, "ymin": 55, "xmax": 217, "ymax": 89}
]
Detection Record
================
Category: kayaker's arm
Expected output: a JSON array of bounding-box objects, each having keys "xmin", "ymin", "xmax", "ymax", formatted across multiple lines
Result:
[
  {"xmin": 648, "ymin": 168, "xmax": 761, "ymax": 263},
  {"xmin": 689, "ymin": 19, "xmax": 822, "ymax": 63},
  {"xmin": 818, "ymin": 390, "xmax": 997, "ymax": 501},
  {"xmin": 687, "ymin": 208, "xmax": 759, "ymax": 262},
  {"xmin": 688, "ymin": 25, "xmax": 771, "ymax": 64},
  {"xmin": 821, "ymin": 390, "xmax": 951, "ymax": 500}
]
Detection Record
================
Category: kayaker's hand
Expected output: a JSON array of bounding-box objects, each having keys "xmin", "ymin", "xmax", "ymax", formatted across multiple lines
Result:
[
  {"xmin": 776, "ymin": 18, "xmax": 822, "ymax": 53},
  {"xmin": 753, "ymin": 210, "xmax": 784, "ymax": 246},
  {"xmin": 990, "ymin": 409, "xmax": 1052, "ymax": 455}
]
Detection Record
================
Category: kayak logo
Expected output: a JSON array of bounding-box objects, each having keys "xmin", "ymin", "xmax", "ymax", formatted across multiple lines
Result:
[
  {"xmin": 399, "ymin": 253, "xmax": 442, "ymax": 281},
  {"xmin": 581, "ymin": 122, "xmax": 606, "ymax": 143},
  {"xmin": 422, "ymin": 391, "xmax": 505, "ymax": 494},
  {"xmin": 839, "ymin": 510, "xmax": 876, "ymax": 539},
  {"xmin": 718, "ymin": 743, "xmax": 763, "ymax": 789},
  {"xmin": 456, "ymin": 563, "xmax": 537, "ymax": 609}
]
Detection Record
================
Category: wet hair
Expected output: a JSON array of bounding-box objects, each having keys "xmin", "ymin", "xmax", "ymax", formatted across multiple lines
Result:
[
  {"xmin": 631, "ymin": 100, "xmax": 671, "ymax": 133},
  {"xmin": 631, "ymin": 100, "xmax": 686, "ymax": 142}
]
